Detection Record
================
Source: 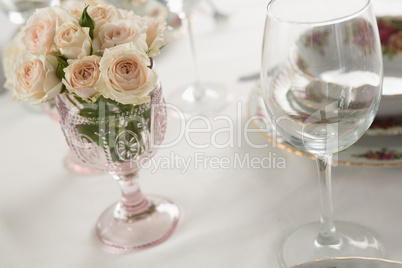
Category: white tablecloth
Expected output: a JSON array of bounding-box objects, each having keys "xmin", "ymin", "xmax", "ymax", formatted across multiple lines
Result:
[{"xmin": 0, "ymin": 1, "xmax": 401, "ymax": 267}]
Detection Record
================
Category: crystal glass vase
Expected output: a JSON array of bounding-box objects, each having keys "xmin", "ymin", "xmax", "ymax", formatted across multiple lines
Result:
[
  {"xmin": 40, "ymin": 99, "xmax": 100, "ymax": 175},
  {"xmin": 56, "ymin": 82, "xmax": 180, "ymax": 250}
]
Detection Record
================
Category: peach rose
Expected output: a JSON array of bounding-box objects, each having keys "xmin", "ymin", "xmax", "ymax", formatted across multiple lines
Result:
[
  {"xmin": 96, "ymin": 43, "xmax": 157, "ymax": 105},
  {"xmin": 62, "ymin": 55, "xmax": 101, "ymax": 99},
  {"xmin": 88, "ymin": 3, "xmax": 118, "ymax": 36},
  {"xmin": 92, "ymin": 19, "xmax": 147, "ymax": 53},
  {"xmin": 63, "ymin": 0, "xmax": 111, "ymax": 19},
  {"xmin": 116, "ymin": 8, "xmax": 138, "ymax": 20},
  {"xmin": 141, "ymin": 16, "xmax": 169, "ymax": 57},
  {"xmin": 3, "ymin": 29, "xmax": 26, "ymax": 91},
  {"xmin": 61, "ymin": 0, "xmax": 86, "ymax": 19},
  {"xmin": 54, "ymin": 23, "xmax": 91, "ymax": 59},
  {"xmin": 13, "ymin": 54, "xmax": 62, "ymax": 104},
  {"xmin": 23, "ymin": 7, "xmax": 72, "ymax": 55}
]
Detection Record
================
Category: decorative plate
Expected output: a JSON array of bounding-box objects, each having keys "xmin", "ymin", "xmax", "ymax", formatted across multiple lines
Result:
[
  {"xmin": 293, "ymin": 258, "xmax": 402, "ymax": 268},
  {"xmin": 248, "ymin": 84, "xmax": 402, "ymax": 166},
  {"xmin": 376, "ymin": 16, "xmax": 402, "ymax": 118}
]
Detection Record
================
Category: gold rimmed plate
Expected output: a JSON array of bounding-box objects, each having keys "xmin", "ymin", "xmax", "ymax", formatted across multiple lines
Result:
[{"xmin": 248, "ymin": 83, "xmax": 402, "ymax": 167}]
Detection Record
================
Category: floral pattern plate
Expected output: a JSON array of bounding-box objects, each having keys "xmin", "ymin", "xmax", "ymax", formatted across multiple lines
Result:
[
  {"xmin": 248, "ymin": 84, "xmax": 402, "ymax": 167},
  {"xmin": 373, "ymin": 16, "xmax": 402, "ymax": 119},
  {"xmin": 285, "ymin": 16, "xmax": 402, "ymax": 124}
]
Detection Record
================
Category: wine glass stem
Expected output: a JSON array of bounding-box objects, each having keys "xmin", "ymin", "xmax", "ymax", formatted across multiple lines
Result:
[
  {"xmin": 315, "ymin": 154, "xmax": 340, "ymax": 246},
  {"xmin": 113, "ymin": 172, "xmax": 153, "ymax": 219},
  {"xmin": 186, "ymin": 15, "xmax": 203, "ymax": 100}
]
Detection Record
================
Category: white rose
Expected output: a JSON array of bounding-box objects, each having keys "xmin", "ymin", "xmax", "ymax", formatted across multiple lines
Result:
[
  {"xmin": 141, "ymin": 16, "xmax": 169, "ymax": 57},
  {"xmin": 61, "ymin": 0, "xmax": 86, "ymax": 19},
  {"xmin": 93, "ymin": 19, "xmax": 147, "ymax": 53},
  {"xmin": 13, "ymin": 53, "xmax": 62, "ymax": 104},
  {"xmin": 55, "ymin": 23, "xmax": 92, "ymax": 59},
  {"xmin": 88, "ymin": 3, "xmax": 118, "ymax": 36},
  {"xmin": 3, "ymin": 29, "xmax": 26, "ymax": 91},
  {"xmin": 62, "ymin": 55, "xmax": 101, "ymax": 99},
  {"xmin": 23, "ymin": 6, "xmax": 73, "ymax": 55},
  {"xmin": 116, "ymin": 8, "xmax": 137, "ymax": 20},
  {"xmin": 96, "ymin": 43, "xmax": 157, "ymax": 105},
  {"xmin": 62, "ymin": 0, "xmax": 109, "ymax": 19}
]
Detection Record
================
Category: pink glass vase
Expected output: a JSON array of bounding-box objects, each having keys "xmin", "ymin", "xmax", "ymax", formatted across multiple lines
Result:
[
  {"xmin": 40, "ymin": 99, "xmax": 100, "ymax": 175},
  {"xmin": 56, "ymin": 83, "xmax": 179, "ymax": 250}
]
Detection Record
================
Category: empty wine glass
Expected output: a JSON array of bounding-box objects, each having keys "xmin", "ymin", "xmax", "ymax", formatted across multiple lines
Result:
[
  {"xmin": 163, "ymin": 0, "xmax": 231, "ymax": 116},
  {"xmin": 261, "ymin": 0, "xmax": 383, "ymax": 267}
]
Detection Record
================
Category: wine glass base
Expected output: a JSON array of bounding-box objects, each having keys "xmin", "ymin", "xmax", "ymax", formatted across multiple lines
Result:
[
  {"xmin": 96, "ymin": 195, "xmax": 180, "ymax": 250},
  {"xmin": 64, "ymin": 151, "xmax": 100, "ymax": 175},
  {"xmin": 279, "ymin": 221, "xmax": 384, "ymax": 268},
  {"xmin": 168, "ymin": 83, "xmax": 231, "ymax": 116}
]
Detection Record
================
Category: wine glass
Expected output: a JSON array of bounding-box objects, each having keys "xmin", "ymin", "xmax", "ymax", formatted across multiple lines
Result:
[
  {"xmin": 163, "ymin": 0, "xmax": 231, "ymax": 116},
  {"xmin": 56, "ymin": 83, "xmax": 180, "ymax": 250},
  {"xmin": 0, "ymin": 0, "xmax": 59, "ymax": 24},
  {"xmin": 261, "ymin": 0, "xmax": 383, "ymax": 267}
]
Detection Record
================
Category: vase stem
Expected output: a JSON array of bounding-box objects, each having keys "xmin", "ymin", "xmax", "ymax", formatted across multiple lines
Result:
[
  {"xmin": 113, "ymin": 172, "xmax": 153, "ymax": 220},
  {"xmin": 315, "ymin": 154, "xmax": 340, "ymax": 246}
]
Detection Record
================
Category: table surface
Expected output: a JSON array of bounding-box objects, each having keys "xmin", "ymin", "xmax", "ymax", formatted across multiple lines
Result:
[{"xmin": 1, "ymin": 1, "xmax": 402, "ymax": 268}]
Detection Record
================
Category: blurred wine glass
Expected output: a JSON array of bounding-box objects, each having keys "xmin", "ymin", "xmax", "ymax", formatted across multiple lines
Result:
[
  {"xmin": 0, "ymin": 0, "xmax": 59, "ymax": 24},
  {"xmin": 161, "ymin": 0, "xmax": 231, "ymax": 116}
]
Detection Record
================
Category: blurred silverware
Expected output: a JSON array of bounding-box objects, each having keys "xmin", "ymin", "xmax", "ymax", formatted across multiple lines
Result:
[
  {"xmin": 238, "ymin": 72, "xmax": 260, "ymax": 82},
  {"xmin": 0, "ymin": 59, "xmax": 6, "ymax": 95}
]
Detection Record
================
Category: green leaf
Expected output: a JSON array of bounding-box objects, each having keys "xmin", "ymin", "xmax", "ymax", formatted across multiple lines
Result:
[
  {"xmin": 60, "ymin": 84, "xmax": 67, "ymax": 94},
  {"xmin": 68, "ymin": 94, "xmax": 153, "ymax": 163},
  {"xmin": 79, "ymin": 5, "xmax": 95, "ymax": 39},
  {"xmin": 56, "ymin": 56, "xmax": 68, "ymax": 80}
]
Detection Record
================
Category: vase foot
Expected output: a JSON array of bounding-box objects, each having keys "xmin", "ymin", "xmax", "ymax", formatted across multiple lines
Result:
[
  {"xmin": 279, "ymin": 221, "xmax": 384, "ymax": 268},
  {"xmin": 96, "ymin": 195, "xmax": 180, "ymax": 250}
]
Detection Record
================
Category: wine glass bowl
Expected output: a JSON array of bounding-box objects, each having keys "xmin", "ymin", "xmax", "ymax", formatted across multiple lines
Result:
[
  {"xmin": 261, "ymin": 0, "xmax": 383, "ymax": 266},
  {"xmin": 264, "ymin": 18, "xmax": 382, "ymax": 156},
  {"xmin": 56, "ymin": 83, "xmax": 179, "ymax": 250}
]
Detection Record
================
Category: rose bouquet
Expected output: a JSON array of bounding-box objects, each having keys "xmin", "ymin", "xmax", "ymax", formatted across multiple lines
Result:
[
  {"xmin": 4, "ymin": 0, "xmax": 168, "ymax": 104},
  {"xmin": 3, "ymin": 1, "xmax": 179, "ymax": 249},
  {"xmin": 3, "ymin": 0, "xmax": 170, "ymax": 165}
]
